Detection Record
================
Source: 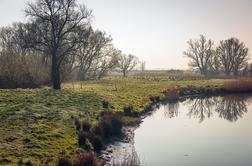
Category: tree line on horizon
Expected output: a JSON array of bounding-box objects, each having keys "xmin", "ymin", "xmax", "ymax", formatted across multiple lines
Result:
[
  {"xmin": 0, "ymin": 0, "xmax": 140, "ymax": 90},
  {"xmin": 184, "ymin": 35, "xmax": 252, "ymax": 76}
]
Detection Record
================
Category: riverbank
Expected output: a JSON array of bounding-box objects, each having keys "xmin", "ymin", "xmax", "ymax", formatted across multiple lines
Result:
[{"xmin": 0, "ymin": 76, "xmax": 227, "ymax": 165}]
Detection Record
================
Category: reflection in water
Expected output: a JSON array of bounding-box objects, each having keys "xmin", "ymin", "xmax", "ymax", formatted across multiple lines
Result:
[
  {"xmin": 163, "ymin": 100, "xmax": 179, "ymax": 118},
  {"xmin": 216, "ymin": 95, "xmax": 248, "ymax": 122},
  {"xmin": 186, "ymin": 97, "xmax": 215, "ymax": 122},
  {"xmin": 164, "ymin": 95, "xmax": 250, "ymax": 122},
  {"xmin": 134, "ymin": 94, "xmax": 252, "ymax": 166}
]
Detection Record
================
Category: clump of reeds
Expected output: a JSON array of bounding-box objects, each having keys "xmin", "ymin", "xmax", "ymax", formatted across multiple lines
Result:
[
  {"xmin": 75, "ymin": 152, "xmax": 99, "ymax": 166},
  {"xmin": 57, "ymin": 157, "xmax": 72, "ymax": 166},
  {"xmin": 75, "ymin": 112, "xmax": 124, "ymax": 153},
  {"xmin": 57, "ymin": 152, "xmax": 99, "ymax": 166},
  {"xmin": 163, "ymin": 87, "xmax": 180, "ymax": 100},
  {"xmin": 223, "ymin": 79, "xmax": 252, "ymax": 92}
]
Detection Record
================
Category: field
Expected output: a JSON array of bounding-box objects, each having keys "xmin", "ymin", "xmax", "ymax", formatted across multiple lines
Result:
[{"xmin": 0, "ymin": 76, "xmax": 225, "ymax": 165}]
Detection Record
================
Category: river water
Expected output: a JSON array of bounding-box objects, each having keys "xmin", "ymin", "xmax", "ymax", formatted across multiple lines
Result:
[{"xmin": 134, "ymin": 94, "xmax": 252, "ymax": 166}]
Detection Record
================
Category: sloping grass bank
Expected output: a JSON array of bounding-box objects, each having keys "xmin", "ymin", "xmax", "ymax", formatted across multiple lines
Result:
[{"xmin": 0, "ymin": 76, "xmax": 225, "ymax": 165}]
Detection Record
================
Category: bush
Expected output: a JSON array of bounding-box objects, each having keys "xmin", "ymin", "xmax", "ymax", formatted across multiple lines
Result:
[
  {"xmin": 99, "ymin": 112, "xmax": 123, "ymax": 137},
  {"xmin": 90, "ymin": 134, "xmax": 104, "ymax": 152},
  {"xmin": 149, "ymin": 96, "xmax": 160, "ymax": 103},
  {"xmin": 57, "ymin": 157, "xmax": 72, "ymax": 166},
  {"xmin": 78, "ymin": 131, "xmax": 89, "ymax": 147},
  {"xmin": 74, "ymin": 152, "xmax": 98, "ymax": 166},
  {"xmin": 102, "ymin": 100, "xmax": 109, "ymax": 109},
  {"xmin": 0, "ymin": 51, "xmax": 50, "ymax": 89},
  {"xmin": 76, "ymin": 112, "xmax": 123, "ymax": 153},
  {"xmin": 57, "ymin": 152, "xmax": 100, "ymax": 166},
  {"xmin": 75, "ymin": 119, "xmax": 81, "ymax": 131},
  {"xmin": 25, "ymin": 161, "xmax": 33, "ymax": 166},
  {"xmin": 123, "ymin": 106, "xmax": 134, "ymax": 116},
  {"xmin": 82, "ymin": 122, "xmax": 92, "ymax": 132}
]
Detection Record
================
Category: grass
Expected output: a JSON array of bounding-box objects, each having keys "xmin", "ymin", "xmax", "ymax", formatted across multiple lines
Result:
[{"xmin": 0, "ymin": 76, "xmax": 225, "ymax": 165}]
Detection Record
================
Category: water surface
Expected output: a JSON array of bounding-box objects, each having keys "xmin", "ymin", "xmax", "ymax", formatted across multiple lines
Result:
[{"xmin": 134, "ymin": 94, "xmax": 252, "ymax": 166}]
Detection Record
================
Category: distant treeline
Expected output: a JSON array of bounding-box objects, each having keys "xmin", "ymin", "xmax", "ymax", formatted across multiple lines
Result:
[
  {"xmin": 0, "ymin": 0, "xmax": 140, "ymax": 89},
  {"xmin": 184, "ymin": 35, "xmax": 252, "ymax": 76}
]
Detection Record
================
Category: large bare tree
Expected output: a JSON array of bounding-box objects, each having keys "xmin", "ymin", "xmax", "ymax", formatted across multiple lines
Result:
[
  {"xmin": 24, "ymin": 0, "xmax": 92, "ymax": 89},
  {"xmin": 118, "ymin": 54, "xmax": 138, "ymax": 77},
  {"xmin": 184, "ymin": 35, "xmax": 214, "ymax": 75},
  {"xmin": 217, "ymin": 38, "xmax": 249, "ymax": 75}
]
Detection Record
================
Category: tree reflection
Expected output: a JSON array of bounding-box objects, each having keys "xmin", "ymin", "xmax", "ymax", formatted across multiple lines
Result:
[
  {"xmin": 163, "ymin": 100, "xmax": 179, "ymax": 118},
  {"xmin": 185, "ymin": 97, "xmax": 216, "ymax": 122},
  {"xmin": 163, "ymin": 94, "xmax": 251, "ymax": 122},
  {"xmin": 216, "ymin": 95, "xmax": 249, "ymax": 122}
]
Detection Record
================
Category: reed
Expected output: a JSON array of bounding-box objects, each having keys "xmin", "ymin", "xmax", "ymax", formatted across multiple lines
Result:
[{"xmin": 223, "ymin": 79, "xmax": 252, "ymax": 92}]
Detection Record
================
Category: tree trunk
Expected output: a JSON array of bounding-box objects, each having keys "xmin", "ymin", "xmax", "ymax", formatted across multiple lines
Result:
[
  {"xmin": 52, "ymin": 53, "xmax": 61, "ymax": 90},
  {"xmin": 123, "ymin": 71, "xmax": 126, "ymax": 77}
]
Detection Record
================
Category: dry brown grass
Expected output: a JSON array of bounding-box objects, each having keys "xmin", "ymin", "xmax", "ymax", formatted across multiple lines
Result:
[
  {"xmin": 163, "ymin": 87, "xmax": 180, "ymax": 100},
  {"xmin": 223, "ymin": 79, "xmax": 252, "ymax": 92}
]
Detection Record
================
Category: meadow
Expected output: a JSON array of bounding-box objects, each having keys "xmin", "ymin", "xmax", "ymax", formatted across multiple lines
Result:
[{"xmin": 0, "ymin": 76, "xmax": 226, "ymax": 165}]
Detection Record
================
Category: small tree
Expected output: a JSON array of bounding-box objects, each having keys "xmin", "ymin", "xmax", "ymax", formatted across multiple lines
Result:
[
  {"xmin": 217, "ymin": 38, "xmax": 249, "ymax": 76},
  {"xmin": 118, "ymin": 54, "xmax": 138, "ymax": 77},
  {"xmin": 75, "ymin": 28, "xmax": 119, "ymax": 80},
  {"xmin": 184, "ymin": 35, "xmax": 214, "ymax": 75}
]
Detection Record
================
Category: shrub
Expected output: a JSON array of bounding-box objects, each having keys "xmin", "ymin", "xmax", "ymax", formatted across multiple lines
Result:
[
  {"xmin": 90, "ymin": 135, "xmax": 104, "ymax": 152},
  {"xmin": 149, "ymin": 96, "xmax": 160, "ymax": 103},
  {"xmin": 75, "ymin": 119, "xmax": 81, "ymax": 131},
  {"xmin": 57, "ymin": 157, "xmax": 72, "ymax": 166},
  {"xmin": 82, "ymin": 121, "xmax": 92, "ymax": 132},
  {"xmin": 100, "ymin": 112, "xmax": 123, "ymax": 137},
  {"xmin": 102, "ymin": 100, "xmax": 109, "ymax": 109},
  {"xmin": 78, "ymin": 131, "xmax": 89, "ymax": 147},
  {"xmin": 25, "ymin": 161, "xmax": 33, "ymax": 166},
  {"xmin": 123, "ymin": 106, "xmax": 134, "ymax": 116},
  {"xmin": 0, "ymin": 50, "xmax": 50, "ymax": 89},
  {"xmin": 74, "ymin": 152, "xmax": 98, "ymax": 166}
]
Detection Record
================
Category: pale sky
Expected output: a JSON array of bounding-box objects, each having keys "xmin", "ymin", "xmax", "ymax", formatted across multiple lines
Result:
[{"xmin": 0, "ymin": 0, "xmax": 252, "ymax": 69}]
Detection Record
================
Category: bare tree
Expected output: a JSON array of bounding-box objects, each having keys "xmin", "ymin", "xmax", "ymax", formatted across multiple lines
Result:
[
  {"xmin": 92, "ymin": 47, "xmax": 120, "ymax": 79},
  {"xmin": 118, "ymin": 54, "xmax": 138, "ymax": 77},
  {"xmin": 24, "ymin": 0, "xmax": 92, "ymax": 89},
  {"xmin": 184, "ymin": 35, "xmax": 214, "ymax": 75},
  {"xmin": 250, "ymin": 63, "xmax": 252, "ymax": 76},
  {"xmin": 242, "ymin": 63, "xmax": 249, "ymax": 76},
  {"xmin": 75, "ymin": 28, "xmax": 119, "ymax": 80},
  {"xmin": 0, "ymin": 23, "xmax": 30, "ymax": 55},
  {"xmin": 208, "ymin": 52, "xmax": 221, "ymax": 74},
  {"xmin": 217, "ymin": 38, "xmax": 249, "ymax": 75}
]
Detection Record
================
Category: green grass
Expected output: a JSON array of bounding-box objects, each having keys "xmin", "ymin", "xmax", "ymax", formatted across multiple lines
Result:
[{"xmin": 0, "ymin": 76, "xmax": 225, "ymax": 165}]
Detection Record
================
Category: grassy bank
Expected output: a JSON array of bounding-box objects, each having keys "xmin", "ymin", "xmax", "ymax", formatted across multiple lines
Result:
[{"xmin": 0, "ymin": 76, "xmax": 225, "ymax": 165}]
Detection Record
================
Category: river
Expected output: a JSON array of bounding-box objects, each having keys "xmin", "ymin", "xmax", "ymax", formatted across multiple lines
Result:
[{"xmin": 108, "ymin": 94, "xmax": 252, "ymax": 166}]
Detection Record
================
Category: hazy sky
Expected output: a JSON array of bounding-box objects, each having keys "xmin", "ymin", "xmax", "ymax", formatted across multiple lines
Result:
[{"xmin": 0, "ymin": 0, "xmax": 252, "ymax": 69}]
